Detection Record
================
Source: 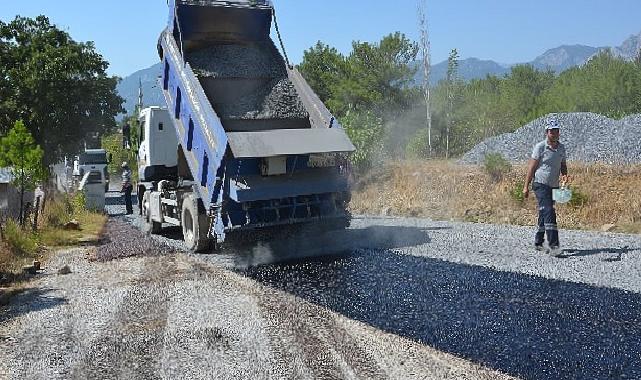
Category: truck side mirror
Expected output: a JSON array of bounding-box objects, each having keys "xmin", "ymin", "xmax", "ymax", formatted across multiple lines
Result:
[{"xmin": 108, "ymin": 153, "xmax": 113, "ymax": 164}]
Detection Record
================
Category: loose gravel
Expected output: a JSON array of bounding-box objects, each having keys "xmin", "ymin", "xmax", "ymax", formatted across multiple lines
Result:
[
  {"xmin": 189, "ymin": 42, "xmax": 309, "ymax": 121},
  {"xmin": 2, "ymin": 192, "xmax": 641, "ymax": 379},
  {"xmin": 0, "ymin": 217, "xmax": 515, "ymax": 379},
  {"xmin": 213, "ymin": 77, "xmax": 309, "ymax": 120},
  {"xmin": 92, "ymin": 218, "xmax": 178, "ymax": 262},
  {"xmin": 188, "ymin": 43, "xmax": 286, "ymax": 79},
  {"xmin": 460, "ymin": 112, "xmax": 641, "ymax": 164}
]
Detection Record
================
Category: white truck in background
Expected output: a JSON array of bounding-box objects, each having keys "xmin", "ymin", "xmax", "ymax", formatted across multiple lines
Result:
[{"xmin": 73, "ymin": 149, "xmax": 110, "ymax": 192}]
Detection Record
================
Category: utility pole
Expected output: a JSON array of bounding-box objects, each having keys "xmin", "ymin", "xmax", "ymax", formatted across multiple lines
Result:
[
  {"xmin": 446, "ymin": 48, "xmax": 459, "ymax": 159},
  {"xmin": 417, "ymin": 0, "xmax": 432, "ymax": 157},
  {"xmin": 136, "ymin": 78, "xmax": 144, "ymax": 116}
]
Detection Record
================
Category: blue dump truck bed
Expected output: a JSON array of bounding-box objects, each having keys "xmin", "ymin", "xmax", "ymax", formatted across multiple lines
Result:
[{"xmin": 158, "ymin": 0, "xmax": 355, "ymax": 241}]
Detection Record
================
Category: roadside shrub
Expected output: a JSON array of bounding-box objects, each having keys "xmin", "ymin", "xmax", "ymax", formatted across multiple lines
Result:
[
  {"xmin": 3, "ymin": 219, "xmax": 38, "ymax": 256},
  {"xmin": 406, "ymin": 128, "xmax": 430, "ymax": 159},
  {"xmin": 341, "ymin": 109, "xmax": 385, "ymax": 172},
  {"xmin": 484, "ymin": 153, "xmax": 511, "ymax": 182},
  {"xmin": 0, "ymin": 240, "xmax": 11, "ymax": 273},
  {"xmin": 510, "ymin": 181, "xmax": 525, "ymax": 202},
  {"xmin": 43, "ymin": 197, "xmax": 71, "ymax": 227},
  {"xmin": 71, "ymin": 192, "xmax": 86, "ymax": 215},
  {"xmin": 42, "ymin": 192, "xmax": 89, "ymax": 228},
  {"xmin": 568, "ymin": 186, "xmax": 589, "ymax": 208}
]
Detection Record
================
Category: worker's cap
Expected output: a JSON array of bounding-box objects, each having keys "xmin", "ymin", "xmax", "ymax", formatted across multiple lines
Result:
[
  {"xmin": 121, "ymin": 161, "xmax": 129, "ymax": 168},
  {"xmin": 545, "ymin": 118, "xmax": 560, "ymax": 130}
]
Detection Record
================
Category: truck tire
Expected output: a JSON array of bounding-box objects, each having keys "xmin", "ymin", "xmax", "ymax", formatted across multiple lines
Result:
[
  {"xmin": 142, "ymin": 192, "xmax": 161, "ymax": 234},
  {"xmin": 181, "ymin": 194, "xmax": 210, "ymax": 253}
]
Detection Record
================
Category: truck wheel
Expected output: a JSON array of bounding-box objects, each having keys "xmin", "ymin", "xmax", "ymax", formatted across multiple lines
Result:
[
  {"xmin": 181, "ymin": 194, "xmax": 210, "ymax": 253},
  {"xmin": 143, "ymin": 192, "xmax": 161, "ymax": 234},
  {"xmin": 137, "ymin": 186, "xmax": 146, "ymax": 215}
]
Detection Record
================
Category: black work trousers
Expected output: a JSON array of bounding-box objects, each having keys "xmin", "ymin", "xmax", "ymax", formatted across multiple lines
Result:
[
  {"xmin": 533, "ymin": 182, "xmax": 559, "ymax": 247},
  {"xmin": 123, "ymin": 186, "xmax": 133, "ymax": 215}
]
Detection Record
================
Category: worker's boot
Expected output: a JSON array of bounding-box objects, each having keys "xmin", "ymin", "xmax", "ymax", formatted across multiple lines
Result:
[{"xmin": 547, "ymin": 246, "xmax": 562, "ymax": 257}]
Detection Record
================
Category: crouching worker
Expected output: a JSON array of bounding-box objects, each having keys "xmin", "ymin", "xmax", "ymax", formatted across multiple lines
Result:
[{"xmin": 523, "ymin": 118, "xmax": 568, "ymax": 257}]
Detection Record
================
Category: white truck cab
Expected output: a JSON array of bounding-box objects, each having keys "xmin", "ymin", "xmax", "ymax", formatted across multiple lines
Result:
[
  {"xmin": 137, "ymin": 107, "xmax": 178, "ymax": 182},
  {"xmin": 75, "ymin": 149, "xmax": 110, "ymax": 192},
  {"xmin": 136, "ymin": 107, "xmax": 180, "ymax": 221}
]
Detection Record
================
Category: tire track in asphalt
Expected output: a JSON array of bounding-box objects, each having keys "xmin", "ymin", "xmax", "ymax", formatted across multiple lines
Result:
[{"xmin": 188, "ymin": 260, "xmax": 388, "ymax": 380}]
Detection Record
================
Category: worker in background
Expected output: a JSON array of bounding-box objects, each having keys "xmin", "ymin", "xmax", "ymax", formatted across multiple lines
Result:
[
  {"xmin": 122, "ymin": 123, "xmax": 131, "ymax": 150},
  {"xmin": 522, "ymin": 118, "xmax": 568, "ymax": 257},
  {"xmin": 121, "ymin": 162, "xmax": 134, "ymax": 215}
]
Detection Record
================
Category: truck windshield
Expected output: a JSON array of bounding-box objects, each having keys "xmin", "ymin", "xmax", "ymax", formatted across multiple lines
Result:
[
  {"xmin": 87, "ymin": 171, "xmax": 103, "ymax": 184},
  {"xmin": 79, "ymin": 152, "xmax": 107, "ymax": 165}
]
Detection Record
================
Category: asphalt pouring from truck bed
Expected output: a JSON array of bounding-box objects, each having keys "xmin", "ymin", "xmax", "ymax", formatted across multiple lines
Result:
[{"xmin": 1, "ymin": 191, "xmax": 640, "ymax": 379}]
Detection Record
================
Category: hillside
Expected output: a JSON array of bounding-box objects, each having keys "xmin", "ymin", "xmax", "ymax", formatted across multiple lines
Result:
[
  {"xmin": 117, "ymin": 30, "xmax": 641, "ymax": 113},
  {"xmin": 116, "ymin": 63, "xmax": 163, "ymax": 116}
]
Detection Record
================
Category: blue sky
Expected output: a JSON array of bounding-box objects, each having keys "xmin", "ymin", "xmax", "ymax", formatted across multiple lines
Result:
[{"xmin": 1, "ymin": 1, "xmax": 640, "ymax": 77}]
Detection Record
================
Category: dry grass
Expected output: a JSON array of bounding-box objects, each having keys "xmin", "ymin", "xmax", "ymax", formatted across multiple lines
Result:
[
  {"xmin": 1, "ymin": 195, "xmax": 107, "ymax": 289},
  {"xmin": 351, "ymin": 160, "xmax": 641, "ymax": 233},
  {"xmin": 39, "ymin": 212, "xmax": 107, "ymax": 247}
]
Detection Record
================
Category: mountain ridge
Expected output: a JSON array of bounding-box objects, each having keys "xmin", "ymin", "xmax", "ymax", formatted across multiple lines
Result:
[{"xmin": 117, "ymin": 30, "xmax": 641, "ymax": 115}]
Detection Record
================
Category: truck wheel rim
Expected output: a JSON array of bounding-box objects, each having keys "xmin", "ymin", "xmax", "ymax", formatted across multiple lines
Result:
[{"xmin": 184, "ymin": 209, "xmax": 194, "ymax": 242}]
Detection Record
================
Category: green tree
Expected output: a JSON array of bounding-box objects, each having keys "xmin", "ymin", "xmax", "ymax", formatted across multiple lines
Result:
[
  {"xmin": 541, "ymin": 50, "xmax": 641, "ymax": 118},
  {"xmin": 0, "ymin": 120, "xmax": 45, "ymax": 225},
  {"xmin": 0, "ymin": 16, "xmax": 124, "ymax": 165},
  {"xmin": 341, "ymin": 109, "xmax": 385, "ymax": 171},
  {"xmin": 500, "ymin": 64, "xmax": 554, "ymax": 127},
  {"xmin": 301, "ymin": 33, "xmax": 420, "ymax": 119},
  {"xmin": 298, "ymin": 42, "xmax": 345, "ymax": 104},
  {"xmin": 343, "ymin": 32, "xmax": 419, "ymax": 116}
]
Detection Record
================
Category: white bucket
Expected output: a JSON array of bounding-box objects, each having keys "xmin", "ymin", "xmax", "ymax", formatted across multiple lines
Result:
[{"xmin": 553, "ymin": 187, "xmax": 572, "ymax": 204}]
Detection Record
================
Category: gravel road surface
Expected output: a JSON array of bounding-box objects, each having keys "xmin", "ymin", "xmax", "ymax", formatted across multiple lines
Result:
[{"xmin": 2, "ymin": 192, "xmax": 641, "ymax": 379}]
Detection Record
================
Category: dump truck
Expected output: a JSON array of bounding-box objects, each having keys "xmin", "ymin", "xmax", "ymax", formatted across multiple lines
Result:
[{"xmin": 138, "ymin": 0, "xmax": 355, "ymax": 252}]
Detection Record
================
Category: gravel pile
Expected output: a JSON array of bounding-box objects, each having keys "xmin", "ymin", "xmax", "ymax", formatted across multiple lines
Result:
[
  {"xmin": 189, "ymin": 42, "xmax": 308, "ymax": 121},
  {"xmin": 213, "ymin": 77, "xmax": 308, "ymax": 120},
  {"xmin": 188, "ymin": 43, "xmax": 286, "ymax": 79},
  {"xmin": 459, "ymin": 112, "xmax": 641, "ymax": 165},
  {"xmin": 92, "ymin": 218, "xmax": 178, "ymax": 262}
]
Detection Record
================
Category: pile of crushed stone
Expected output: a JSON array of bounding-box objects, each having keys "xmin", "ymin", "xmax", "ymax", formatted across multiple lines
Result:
[
  {"xmin": 188, "ymin": 42, "xmax": 308, "ymax": 121},
  {"xmin": 459, "ymin": 113, "xmax": 641, "ymax": 165},
  {"xmin": 92, "ymin": 219, "xmax": 178, "ymax": 262}
]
